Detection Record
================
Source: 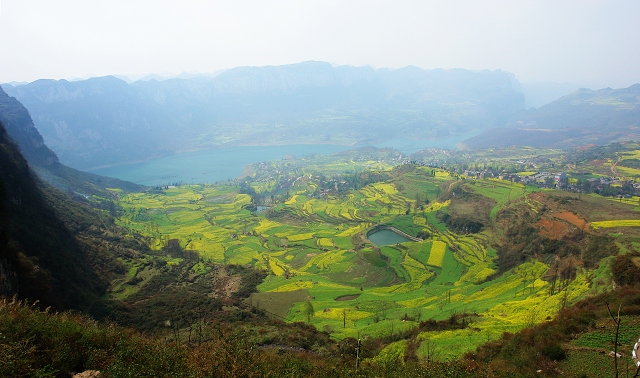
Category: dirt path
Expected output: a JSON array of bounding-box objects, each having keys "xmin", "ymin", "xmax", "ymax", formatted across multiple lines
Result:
[{"xmin": 611, "ymin": 153, "xmax": 621, "ymax": 176}]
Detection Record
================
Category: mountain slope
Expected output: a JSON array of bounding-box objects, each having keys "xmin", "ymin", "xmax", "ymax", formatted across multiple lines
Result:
[
  {"xmin": 463, "ymin": 84, "xmax": 640, "ymax": 149},
  {"xmin": 0, "ymin": 86, "xmax": 144, "ymax": 195},
  {"xmin": 0, "ymin": 93, "xmax": 149, "ymax": 311},
  {"xmin": 508, "ymin": 84, "xmax": 640, "ymax": 130},
  {"xmin": 0, "ymin": 119, "xmax": 114, "ymax": 309},
  {"xmin": 4, "ymin": 62, "xmax": 524, "ymax": 169}
]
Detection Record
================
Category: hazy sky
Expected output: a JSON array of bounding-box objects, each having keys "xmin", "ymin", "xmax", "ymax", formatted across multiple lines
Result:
[{"xmin": 1, "ymin": 0, "xmax": 639, "ymax": 88}]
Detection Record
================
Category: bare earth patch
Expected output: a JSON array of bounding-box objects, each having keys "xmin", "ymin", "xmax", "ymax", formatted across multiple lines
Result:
[
  {"xmin": 535, "ymin": 218, "xmax": 569, "ymax": 239},
  {"xmin": 216, "ymin": 274, "xmax": 241, "ymax": 299},
  {"xmin": 555, "ymin": 211, "xmax": 589, "ymax": 230}
]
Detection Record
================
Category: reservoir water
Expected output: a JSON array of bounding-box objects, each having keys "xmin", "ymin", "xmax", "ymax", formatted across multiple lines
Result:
[
  {"xmin": 89, "ymin": 144, "xmax": 348, "ymax": 186},
  {"xmin": 368, "ymin": 131, "xmax": 482, "ymax": 155},
  {"xmin": 87, "ymin": 133, "xmax": 480, "ymax": 186},
  {"xmin": 367, "ymin": 229, "xmax": 412, "ymax": 246}
]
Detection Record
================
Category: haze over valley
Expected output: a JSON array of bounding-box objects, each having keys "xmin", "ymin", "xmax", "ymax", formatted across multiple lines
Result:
[
  {"xmin": 5, "ymin": 62, "xmax": 640, "ymax": 184},
  {"xmin": 3, "ymin": 62, "xmax": 525, "ymax": 171},
  {"xmin": 1, "ymin": 2, "xmax": 640, "ymax": 377}
]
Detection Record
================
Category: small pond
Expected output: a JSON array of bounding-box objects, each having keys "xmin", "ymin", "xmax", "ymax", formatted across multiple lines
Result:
[{"xmin": 368, "ymin": 229, "xmax": 412, "ymax": 246}]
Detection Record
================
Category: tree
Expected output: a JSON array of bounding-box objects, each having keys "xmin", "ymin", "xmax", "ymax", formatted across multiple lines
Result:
[
  {"xmin": 164, "ymin": 238, "xmax": 183, "ymax": 257},
  {"xmin": 304, "ymin": 301, "xmax": 314, "ymax": 323}
]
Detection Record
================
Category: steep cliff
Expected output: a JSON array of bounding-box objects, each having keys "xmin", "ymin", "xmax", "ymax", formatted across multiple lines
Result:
[{"xmin": 0, "ymin": 86, "xmax": 144, "ymax": 195}]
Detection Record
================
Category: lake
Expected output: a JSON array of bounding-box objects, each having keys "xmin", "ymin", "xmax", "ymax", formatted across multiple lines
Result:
[
  {"xmin": 87, "ymin": 133, "xmax": 478, "ymax": 186},
  {"xmin": 367, "ymin": 229, "xmax": 412, "ymax": 246},
  {"xmin": 366, "ymin": 131, "xmax": 482, "ymax": 154},
  {"xmin": 89, "ymin": 144, "xmax": 348, "ymax": 186}
]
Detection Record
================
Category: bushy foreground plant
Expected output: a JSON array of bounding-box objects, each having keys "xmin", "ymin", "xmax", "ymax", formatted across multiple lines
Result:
[
  {"xmin": 468, "ymin": 286, "xmax": 640, "ymax": 377},
  {"xmin": 1, "ymin": 296, "xmax": 506, "ymax": 378},
  {"xmin": 0, "ymin": 297, "xmax": 192, "ymax": 377}
]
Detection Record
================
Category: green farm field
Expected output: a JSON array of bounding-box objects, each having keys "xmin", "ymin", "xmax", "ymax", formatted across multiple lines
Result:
[{"xmin": 113, "ymin": 162, "xmax": 630, "ymax": 361}]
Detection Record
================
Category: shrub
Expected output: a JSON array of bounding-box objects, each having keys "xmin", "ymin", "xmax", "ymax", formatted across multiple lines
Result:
[{"xmin": 541, "ymin": 344, "xmax": 566, "ymax": 361}]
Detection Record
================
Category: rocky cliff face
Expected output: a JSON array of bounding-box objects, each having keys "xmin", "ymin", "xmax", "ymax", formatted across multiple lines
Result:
[
  {"xmin": 0, "ymin": 113, "xmax": 142, "ymax": 312},
  {"xmin": 0, "ymin": 86, "xmax": 58, "ymax": 167},
  {"xmin": 3, "ymin": 77, "xmax": 175, "ymax": 169}
]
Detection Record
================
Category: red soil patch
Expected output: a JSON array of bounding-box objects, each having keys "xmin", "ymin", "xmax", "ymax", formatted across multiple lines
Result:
[
  {"xmin": 555, "ymin": 211, "xmax": 589, "ymax": 230},
  {"xmin": 535, "ymin": 218, "xmax": 569, "ymax": 239}
]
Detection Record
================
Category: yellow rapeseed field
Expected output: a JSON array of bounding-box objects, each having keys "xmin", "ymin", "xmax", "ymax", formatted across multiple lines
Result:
[
  {"xmin": 268, "ymin": 259, "xmax": 285, "ymax": 276},
  {"xmin": 317, "ymin": 238, "xmax": 334, "ymax": 248},
  {"xmin": 285, "ymin": 195, "xmax": 298, "ymax": 205},
  {"xmin": 427, "ymin": 241, "xmax": 446, "ymax": 267},
  {"xmin": 424, "ymin": 200, "xmax": 450, "ymax": 213},
  {"xmin": 621, "ymin": 149, "xmax": 640, "ymax": 159},
  {"xmin": 253, "ymin": 219, "xmax": 281, "ymax": 234},
  {"xmin": 591, "ymin": 220, "xmax": 640, "ymax": 229}
]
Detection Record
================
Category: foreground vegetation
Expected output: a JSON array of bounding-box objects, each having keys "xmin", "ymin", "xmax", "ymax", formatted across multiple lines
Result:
[
  {"xmin": 6, "ymin": 281, "xmax": 640, "ymax": 377},
  {"xmin": 0, "ymin": 297, "xmax": 490, "ymax": 378}
]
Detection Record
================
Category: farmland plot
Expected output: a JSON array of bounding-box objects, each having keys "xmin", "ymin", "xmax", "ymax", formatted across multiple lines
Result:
[{"xmin": 115, "ymin": 171, "xmax": 593, "ymax": 358}]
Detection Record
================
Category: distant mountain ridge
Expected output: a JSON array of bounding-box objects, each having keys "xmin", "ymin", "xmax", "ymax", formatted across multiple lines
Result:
[
  {"xmin": 462, "ymin": 84, "xmax": 640, "ymax": 149},
  {"xmin": 508, "ymin": 84, "xmax": 640, "ymax": 130},
  {"xmin": 3, "ymin": 61, "xmax": 525, "ymax": 169}
]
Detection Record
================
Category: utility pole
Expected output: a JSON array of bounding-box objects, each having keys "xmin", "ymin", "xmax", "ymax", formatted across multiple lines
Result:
[
  {"xmin": 607, "ymin": 303, "xmax": 622, "ymax": 378},
  {"xmin": 355, "ymin": 338, "xmax": 361, "ymax": 373}
]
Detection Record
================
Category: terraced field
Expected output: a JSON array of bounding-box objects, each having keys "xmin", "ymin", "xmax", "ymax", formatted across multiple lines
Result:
[
  {"xmin": 591, "ymin": 220, "xmax": 640, "ymax": 229},
  {"xmin": 115, "ymin": 168, "xmax": 592, "ymax": 359},
  {"xmin": 465, "ymin": 179, "xmax": 536, "ymax": 220}
]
